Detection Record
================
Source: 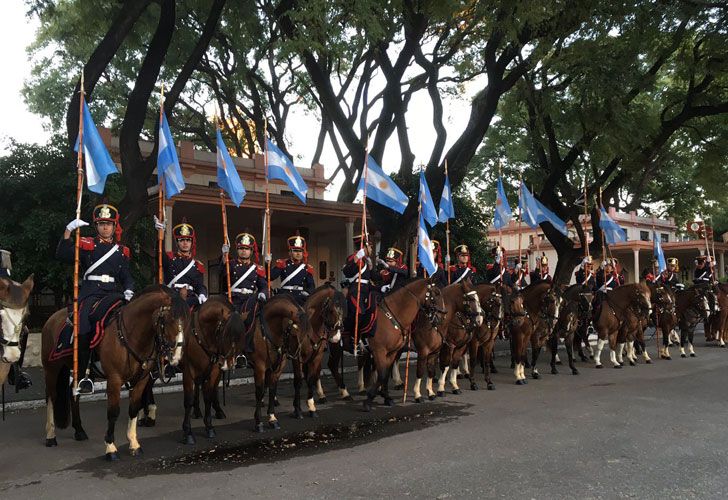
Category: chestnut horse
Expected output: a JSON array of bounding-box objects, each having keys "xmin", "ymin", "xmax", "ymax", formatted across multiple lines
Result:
[
  {"xmin": 249, "ymin": 294, "xmax": 309, "ymax": 432},
  {"xmin": 520, "ymin": 282, "xmax": 561, "ymax": 380},
  {"xmin": 593, "ymin": 283, "xmax": 651, "ymax": 368},
  {"xmin": 506, "ymin": 291, "xmax": 532, "ymax": 384},
  {"xmin": 462, "ymin": 283, "xmax": 503, "ymax": 391},
  {"xmin": 645, "ymin": 282, "xmax": 676, "ymax": 361},
  {"xmin": 42, "ymin": 286, "xmax": 189, "ymax": 460},
  {"xmin": 704, "ymin": 283, "xmax": 727, "ymax": 347},
  {"xmin": 181, "ymin": 297, "xmax": 245, "ymax": 445},
  {"xmin": 0, "ymin": 275, "xmax": 34, "ymax": 385}
]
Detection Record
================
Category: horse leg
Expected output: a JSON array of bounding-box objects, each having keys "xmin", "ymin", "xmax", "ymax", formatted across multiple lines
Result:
[
  {"xmin": 688, "ymin": 328, "xmax": 696, "ymax": 357},
  {"xmin": 426, "ymin": 353, "xmax": 438, "ymax": 400},
  {"xmin": 449, "ymin": 357, "xmax": 461, "ymax": 395},
  {"xmin": 138, "ymin": 377, "xmax": 157, "ymax": 427},
  {"xmin": 608, "ymin": 333, "xmax": 622, "ymax": 369},
  {"xmin": 460, "ymin": 352, "xmax": 470, "ymax": 379},
  {"xmin": 437, "ymin": 364, "xmax": 450, "ymax": 397},
  {"xmin": 104, "ymin": 377, "xmax": 122, "ymax": 461},
  {"xmin": 364, "ymin": 353, "xmax": 393, "ymax": 411},
  {"xmin": 253, "ymin": 365, "xmax": 266, "ymax": 433},
  {"xmin": 266, "ymin": 371, "xmax": 281, "ymax": 430},
  {"xmin": 484, "ymin": 341, "xmax": 496, "ymax": 390},
  {"xmin": 211, "ymin": 382, "xmax": 226, "ymax": 419},
  {"xmin": 548, "ymin": 334, "xmax": 559, "ymax": 375},
  {"xmin": 305, "ymin": 361, "xmax": 321, "ymax": 418},
  {"xmin": 71, "ymin": 390, "xmax": 88, "ymax": 441},
  {"xmin": 413, "ymin": 347, "xmax": 427, "ymax": 403},
  {"xmin": 357, "ymin": 354, "xmax": 367, "ymax": 395},
  {"xmin": 192, "ymin": 379, "xmax": 202, "ymax": 419},
  {"xmin": 182, "ymin": 369, "xmax": 196, "ymax": 445},
  {"xmin": 391, "ymin": 351, "xmax": 404, "ymax": 390},
  {"xmin": 530, "ymin": 336, "xmax": 542, "ymax": 379},
  {"xmin": 292, "ymin": 360, "xmax": 303, "ymax": 419},
  {"xmin": 126, "ymin": 376, "xmax": 149, "ymax": 456},
  {"xmin": 202, "ymin": 367, "xmax": 220, "ymax": 439},
  {"xmin": 680, "ymin": 325, "xmax": 688, "ymax": 358},
  {"xmin": 327, "ymin": 341, "xmax": 351, "ymax": 400},
  {"xmin": 467, "ymin": 343, "xmax": 479, "ymax": 391},
  {"xmin": 44, "ymin": 365, "xmax": 64, "ymax": 447}
]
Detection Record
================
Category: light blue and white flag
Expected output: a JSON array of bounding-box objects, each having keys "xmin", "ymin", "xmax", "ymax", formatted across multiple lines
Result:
[
  {"xmin": 653, "ymin": 232, "xmax": 667, "ymax": 273},
  {"xmin": 494, "ymin": 177, "xmax": 513, "ymax": 230},
  {"xmin": 74, "ymin": 100, "xmax": 118, "ymax": 194},
  {"xmin": 437, "ymin": 173, "xmax": 455, "ymax": 223},
  {"xmin": 419, "ymin": 170, "xmax": 438, "ymax": 227},
  {"xmin": 266, "ymin": 138, "xmax": 307, "ymax": 204},
  {"xmin": 599, "ymin": 207, "xmax": 627, "ymax": 244},
  {"xmin": 216, "ymin": 129, "xmax": 246, "ymax": 207},
  {"xmin": 157, "ymin": 111, "xmax": 185, "ymax": 198},
  {"xmin": 357, "ymin": 155, "xmax": 409, "ymax": 214},
  {"xmin": 518, "ymin": 182, "xmax": 569, "ymax": 236},
  {"xmin": 418, "ymin": 212, "xmax": 437, "ymax": 276}
]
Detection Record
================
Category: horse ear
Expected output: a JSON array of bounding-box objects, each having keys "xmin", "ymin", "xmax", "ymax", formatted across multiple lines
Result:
[{"xmin": 22, "ymin": 274, "xmax": 34, "ymax": 294}]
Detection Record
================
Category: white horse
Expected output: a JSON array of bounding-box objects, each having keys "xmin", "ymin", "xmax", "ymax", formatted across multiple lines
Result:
[{"xmin": 0, "ymin": 275, "xmax": 34, "ymax": 385}]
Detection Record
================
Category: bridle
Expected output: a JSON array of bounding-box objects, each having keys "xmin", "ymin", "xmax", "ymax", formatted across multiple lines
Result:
[{"xmin": 0, "ymin": 299, "xmax": 28, "ymax": 360}]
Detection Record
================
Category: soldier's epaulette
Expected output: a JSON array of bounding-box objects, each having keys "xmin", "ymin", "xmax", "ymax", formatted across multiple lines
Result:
[
  {"xmin": 486, "ymin": 264, "xmax": 494, "ymax": 271},
  {"xmin": 275, "ymin": 259, "xmax": 286, "ymax": 269},
  {"xmin": 166, "ymin": 251, "xmax": 175, "ymax": 259},
  {"xmin": 448, "ymin": 265, "xmax": 457, "ymax": 272},
  {"xmin": 195, "ymin": 260, "xmax": 205, "ymax": 274},
  {"xmin": 79, "ymin": 237, "xmax": 95, "ymax": 251},
  {"xmin": 306, "ymin": 264, "xmax": 314, "ymax": 274},
  {"xmin": 121, "ymin": 245, "xmax": 131, "ymax": 259},
  {"xmin": 470, "ymin": 265, "xmax": 478, "ymax": 273},
  {"xmin": 256, "ymin": 265, "xmax": 266, "ymax": 277}
]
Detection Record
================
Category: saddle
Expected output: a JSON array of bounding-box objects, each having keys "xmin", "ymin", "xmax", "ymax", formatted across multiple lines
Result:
[{"xmin": 49, "ymin": 294, "xmax": 124, "ymax": 361}]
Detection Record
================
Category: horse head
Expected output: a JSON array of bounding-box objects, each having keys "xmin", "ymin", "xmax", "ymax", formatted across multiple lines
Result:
[
  {"xmin": 0, "ymin": 275, "xmax": 34, "ymax": 363},
  {"xmin": 478, "ymin": 285, "xmax": 503, "ymax": 328},
  {"xmin": 541, "ymin": 285, "xmax": 561, "ymax": 331},
  {"xmin": 306, "ymin": 285, "xmax": 346, "ymax": 343},
  {"xmin": 459, "ymin": 281, "xmax": 483, "ymax": 328},
  {"xmin": 152, "ymin": 290, "xmax": 189, "ymax": 366},
  {"xmin": 422, "ymin": 278, "xmax": 446, "ymax": 327}
]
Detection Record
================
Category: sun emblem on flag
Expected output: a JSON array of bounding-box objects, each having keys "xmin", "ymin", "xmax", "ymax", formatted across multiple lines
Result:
[
  {"xmin": 422, "ymin": 236, "xmax": 431, "ymax": 250},
  {"xmin": 378, "ymin": 180, "xmax": 388, "ymax": 189},
  {"xmin": 496, "ymin": 198, "xmax": 502, "ymax": 206}
]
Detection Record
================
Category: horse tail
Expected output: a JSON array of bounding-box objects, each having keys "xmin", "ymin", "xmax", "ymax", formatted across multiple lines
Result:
[{"xmin": 54, "ymin": 364, "xmax": 71, "ymax": 429}]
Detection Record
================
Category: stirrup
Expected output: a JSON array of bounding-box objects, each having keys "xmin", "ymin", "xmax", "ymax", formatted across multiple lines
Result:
[
  {"xmin": 235, "ymin": 355, "xmax": 248, "ymax": 369},
  {"xmin": 77, "ymin": 377, "xmax": 94, "ymax": 395}
]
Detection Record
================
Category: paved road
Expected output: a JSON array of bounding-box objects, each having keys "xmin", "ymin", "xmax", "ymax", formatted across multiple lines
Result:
[{"xmin": 1, "ymin": 341, "xmax": 727, "ymax": 499}]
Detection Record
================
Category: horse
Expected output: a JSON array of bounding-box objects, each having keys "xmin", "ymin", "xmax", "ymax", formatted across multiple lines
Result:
[
  {"xmin": 462, "ymin": 283, "xmax": 503, "ymax": 391},
  {"xmin": 593, "ymin": 283, "xmax": 651, "ymax": 368},
  {"xmin": 506, "ymin": 291, "xmax": 532, "ymax": 384},
  {"xmin": 547, "ymin": 284, "xmax": 591, "ymax": 376},
  {"xmin": 290, "ymin": 284, "xmax": 345, "ymax": 418},
  {"xmin": 519, "ymin": 282, "xmax": 561, "ymax": 380},
  {"xmin": 645, "ymin": 282, "xmax": 676, "ymax": 361},
  {"xmin": 704, "ymin": 283, "xmax": 728, "ymax": 347},
  {"xmin": 248, "ymin": 294, "xmax": 309, "ymax": 432},
  {"xmin": 675, "ymin": 285, "xmax": 710, "ymax": 358},
  {"xmin": 0, "ymin": 275, "xmax": 34, "ymax": 385},
  {"xmin": 42, "ymin": 286, "xmax": 188, "ymax": 460},
  {"xmin": 181, "ymin": 297, "xmax": 246, "ymax": 445}
]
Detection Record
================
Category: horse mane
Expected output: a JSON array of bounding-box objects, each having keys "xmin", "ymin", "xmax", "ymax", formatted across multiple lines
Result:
[
  {"xmin": 305, "ymin": 283, "xmax": 348, "ymax": 320},
  {"xmin": 136, "ymin": 284, "xmax": 173, "ymax": 297},
  {"xmin": 267, "ymin": 293, "xmax": 310, "ymax": 332}
]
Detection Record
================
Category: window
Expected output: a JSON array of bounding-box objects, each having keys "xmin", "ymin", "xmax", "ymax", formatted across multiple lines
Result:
[
  {"xmin": 640, "ymin": 231, "xmax": 649, "ymax": 242},
  {"xmin": 661, "ymin": 233, "xmax": 669, "ymax": 243}
]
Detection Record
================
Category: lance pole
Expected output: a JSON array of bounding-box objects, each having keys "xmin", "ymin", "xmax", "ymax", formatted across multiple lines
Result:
[
  {"xmin": 157, "ymin": 84, "xmax": 165, "ymax": 285},
  {"xmin": 599, "ymin": 188, "xmax": 608, "ymax": 287},
  {"xmin": 353, "ymin": 143, "xmax": 369, "ymax": 359},
  {"xmin": 72, "ymin": 71, "xmax": 86, "ymax": 396},
  {"xmin": 217, "ymin": 118, "xmax": 232, "ymax": 302},
  {"xmin": 444, "ymin": 160, "xmax": 451, "ymax": 283},
  {"xmin": 517, "ymin": 176, "xmax": 523, "ymax": 284},
  {"xmin": 584, "ymin": 175, "xmax": 589, "ymax": 259},
  {"xmin": 703, "ymin": 215, "xmax": 716, "ymax": 283},
  {"xmin": 497, "ymin": 160, "xmax": 505, "ymax": 280},
  {"xmin": 651, "ymin": 216, "xmax": 661, "ymax": 356},
  {"xmin": 264, "ymin": 118, "xmax": 272, "ymax": 296}
]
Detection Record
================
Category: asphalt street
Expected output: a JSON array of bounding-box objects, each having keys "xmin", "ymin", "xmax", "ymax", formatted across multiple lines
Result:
[{"xmin": 1, "ymin": 340, "xmax": 727, "ymax": 499}]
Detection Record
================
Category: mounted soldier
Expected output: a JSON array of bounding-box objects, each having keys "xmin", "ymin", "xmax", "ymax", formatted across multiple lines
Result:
[
  {"xmin": 56, "ymin": 203, "xmax": 134, "ymax": 394},
  {"xmin": 449, "ymin": 244, "xmax": 477, "ymax": 285},
  {"xmin": 342, "ymin": 234, "xmax": 378, "ymax": 350},
  {"xmin": 485, "ymin": 245, "xmax": 511, "ymax": 287},
  {"xmin": 575, "ymin": 255, "xmax": 596, "ymax": 290},
  {"xmin": 417, "ymin": 239, "xmax": 448, "ymax": 288},
  {"xmin": 377, "ymin": 246, "xmax": 408, "ymax": 294},
  {"xmin": 529, "ymin": 253, "xmax": 553, "ymax": 285},
  {"xmin": 221, "ymin": 232, "xmax": 268, "ymax": 352},
  {"xmin": 693, "ymin": 255, "xmax": 718, "ymax": 314},
  {"xmin": 593, "ymin": 258, "xmax": 623, "ymax": 319},
  {"xmin": 657, "ymin": 257, "xmax": 682, "ymax": 291},
  {"xmin": 1, "ymin": 248, "xmax": 32, "ymax": 391},
  {"xmin": 163, "ymin": 221, "xmax": 208, "ymax": 309},
  {"xmin": 269, "ymin": 233, "xmax": 315, "ymax": 306},
  {"xmin": 510, "ymin": 256, "xmax": 529, "ymax": 291}
]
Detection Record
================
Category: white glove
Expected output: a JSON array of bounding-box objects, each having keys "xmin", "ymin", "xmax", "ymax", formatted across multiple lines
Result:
[
  {"xmin": 355, "ymin": 248, "xmax": 366, "ymax": 261},
  {"xmin": 445, "ymin": 255, "xmax": 451, "ymax": 264},
  {"xmin": 376, "ymin": 258, "xmax": 387, "ymax": 267},
  {"xmin": 222, "ymin": 243, "xmax": 230, "ymax": 254},
  {"xmin": 301, "ymin": 291, "xmax": 309, "ymax": 297},
  {"xmin": 515, "ymin": 263, "xmax": 522, "ymax": 270},
  {"xmin": 153, "ymin": 215, "xmax": 166, "ymax": 231},
  {"xmin": 123, "ymin": 289, "xmax": 134, "ymax": 301},
  {"xmin": 66, "ymin": 219, "xmax": 89, "ymax": 232},
  {"xmin": 257, "ymin": 292, "xmax": 267, "ymax": 301},
  {"xmin": 381, "ymin": 284, "xmax": 391, "ymax": 293},
  {"xmin": 264, "ymin": 253, "xmax": 272, "ymax": 264},
  {"xmin": 198, "ymin": 294, "xmax": 207, "ymax": 304}
]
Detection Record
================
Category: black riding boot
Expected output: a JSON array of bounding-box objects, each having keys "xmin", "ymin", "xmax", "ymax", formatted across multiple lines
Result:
[{"xmin": 9, "ymin": 326, "xmax": 33, "ymax": 392}]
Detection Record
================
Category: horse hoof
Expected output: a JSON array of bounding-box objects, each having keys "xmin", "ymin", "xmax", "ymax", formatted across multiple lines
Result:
[
  {"xmin": 130, "ymin": 447, "xmax": 143, "ymax": 457},
  {"xmin": 690, "ymin": 353, "xmax": 696, "ymax": 358},
  {"xmin": 358, "ymin": 390, "xmax": 367, "ymax": 396},
  {"xmin": 274, "ymin": 398, "xmax": 280, "ymax": 408},
  {"xmin": 105, "ymin": 452, "xmax": 121, "ymax": 462},
  {"xmin": 613, "ymin": 365, "xmax": 622, "ymax": 369},
  {"xmin": 452, "ymin": 389, "xmax": 462, "ymax": 395},
  {"xmin": 618, "ymin": 362, "xmax": 624, "ymax": 367},
  {"xmin": 629, "ymin": 361, "xmax": 635, "ymax": 366},
  {"xmin": 532, "ymin": 372, "xmax": 541, "ymax": 380},
  {"xmin": 556, "ymin": 360, "xmax": 563, "ymax": 365},
  {"xmin": 516, "ymin": 379, "xmax": 524, "ymax": 386},
  {"xmin": 436, "ymin": 391, "xmax": 445, "ymax": 398},
  {"xmin": 572, "ymin": 368, "xmax": 579, "ymax": 375},
  {"xmin": 141, "ymin": 418, "xmax": 156, "ymax": 427},
  {"xmin": 470, "ymin": 383, "xmax": 478, "ymax": 391},
  {"xmin": 206, "ymin": 428, "xmax": 217, "ymax": 439},
  {"xmin": 74, "ymin": 430, "xmax": 89, "ymax": 441},
  {"xmin": 268, "ymin": 420, "xmax": 281, "ymax": 430},
  {"xmin": 595, "ymin": 364, "xmax": 603, "ymax": 369},
  {"xmin": 551, "ymin": 368, "xmax": 558, "ymax": 375},
  {"xmin": 646, "ymin": 360, "xmax": 652, "ymax": 364},
  {"xmin": 394, "ymin": 384, "xmax": 404, "ymax": 391},
  {"xmin": 487, "ymin": 383, "xmax": 495, "ymax": 391},
  {"xmin": 254, "ymin": 423, "xmax": 265, "ymax": 433},
  {"xmin": 721, "ymin": 344, "xmax": 726, "ymax": 348},
  {"xmin": 681, "ymin": 354, "xmax": 687, "ymax": 358},
  {"xmin": 317, "ymin": 397, "xmax": 328, "ymax": 405},
  {"xmin": 45, "ymin": 438, "xmax": 57, "ymax": 447},
  {"xmin": 428, "ymin": 394, "xmax": 436, "ymax": 401},
  {"xmin": 184, "ymin": 434, "xmax": 196, "ymax": 445},
  {"xmin": 215, "ymin": 410, "xmax": 226, "ymax": 419},
  {"xmin": 522, "ymin": 378, "xmax": 528, "ymax": 384},
  {"xmin": 414, "ymin": 397, "xmax": 422, "ymax": 403},
  {"xmin": 292, "ymin": 408, "xmax": 304, "ymax": 419},
  {"xmin": 362, "ymin": 400, "xmax": 372, "ymax": 412},
  {"xmin": 309, "ymin": 411, "xmax": 319, "ymax": 418},
  {"xmin": 343, "ymin": 395, "xmax": 354, "ymax": 402}
]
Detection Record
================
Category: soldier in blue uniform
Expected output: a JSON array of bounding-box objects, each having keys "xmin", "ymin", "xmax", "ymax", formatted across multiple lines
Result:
[
  {"xmin": 221, "ymin": 232, "xmax": 268, "ymax": 353},
  {"xmin": 57, "ymin": 203, "xmax": 134, "ymax": 394},
  {"xmin": 1, "ymin": 249, "xmax": 32, "ymax": 391},
  {"xmin": 529, "ymin": 253, "xmax": 553, "ymax": 285},
  {"xmin": 484, "ymin": 245, "xmax": 510, "ymax": 286},
  {"xmin": 510, "ymin": 256, "xmax": 529, "ymax": 291},
  {"xmin": 449, "ymin": 244, "xmax": 477, "ymax": 284},
  {"xmin": 574, "ymin": 255, "xmax": 596, "ymax": 289},
  {"xmin": 657, "ymin": 257, "xmax": 682, "ymax": 291},
  {"xmin": 269, "ymin": 234, "xmax": 315, "ymax": 306},
  {"xmin": 416, "ymin": 239, "xmax": 448, "ymax": 288},
  {"xmin": 342, "ymin": 234, "xmax": 379, "ymax": 350},
  {"xmin": 162, "ymin": 221, "xmax": 207, "ymax": 308},
  {"xmin": 593, "ymin": 258, "xmax": 624, "ymax": 320},
  {"xmin": 377, "ymin": 246, "xmax": 408, "ymax": 294},
  {"xmin": 694, "ymin": 255, "xmax": 713, "ymax": 284}
]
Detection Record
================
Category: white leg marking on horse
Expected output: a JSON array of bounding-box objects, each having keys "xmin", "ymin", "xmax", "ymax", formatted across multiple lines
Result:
[
  {"xmin": 306, "ymin": 398, "xmax": 316, "ymax": 412},
  {"xmin": 554, "ymin": 353, "xmax": 561, "ymax": 363},
  {"xmin": 665, "ymin": 346, "xmax": 670, "ymax": 358},
  {"xmin": 680, "ymin": 346, "xmax": 686, "ymax": 356},
  {"xmin": 268, "ymin": 414, "xmax": 277, "ymax": 423},
  {"xmin": 609, "ymin": 349, "xmax": 618, "ymax": 367},
  {"xmin": 519, "ymin": 363, "xmax": 526, "ymax": 380},
  {"xmin": 426, "ymin": 376, "xmax": 435, "ymax": 397},
  {"xmin": 643, "ymin": 350, "xmax": 651, "ymax": 361},
  {"xmin": 689, "ymin": 343, "xmax": 695, "ymax": 355},
  {"xmin": 147, "ymin": 403, "xmax": 157, "ymax": 421},
  {"xmin": 588, "ymin": 345, "xmax": 595, "ymax": 357},
  {"xmin": 450, "ymin": 368, "xmax": 459, "ymax": 390},
  {"xmin": 46, "ymin": 398, "xmax": 56, "ymax": 440},
  {"xmin": 721, "ymin": 337, "xmax": 726, "ymax": 347},
  {"xmin": 127, "ymin": 416, "xmax": 140, "ymax": 451},
  {"xmin": 316, "ymin": 379, "xmax": 325, "ymax": 399},
  {"xmin": 616, "ymin": 343, "xmax": 625, "ymax": 363},
  {"xmin": 514, "ymin": 364, "xmax": 521, "ymax": 381},
  {"xmin": 391, "ymin": 360, "xmax": 402, "ymax": 385},
  {"xmin": 413, "ymin": 378, "xmax": 422, "ymax": 399},
  {"xmin": 105, "ymin": 442, "xmax": 118, "ymax": 455},
  {"xmin": 438, "ymin": 366, "xmax": 450, "ymax": 392},
  {"xmin": 461, "ymin": 354, "xmax": 470, "ymax": 376},
  {"xmin": 339, "ymin": 387, "xmax": 350, "ymax": 399},
  {"xmin": 595, "ymin": 339, "xmax": 606, "ymax": 366},
  {"xmin": 357, "ymin": 367, "xmax": 365, "ymax": 392}
]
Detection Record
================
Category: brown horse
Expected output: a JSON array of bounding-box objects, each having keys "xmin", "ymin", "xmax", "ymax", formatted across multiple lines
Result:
[
  {"xmin": 462, "ymin": 283, "xmax": 503, "ymax": 391},
  {"xmin": 291, "ymin": 284, "xmax": 346, "ymax": 418},
  {"xmin": 593, "ymin": 283, "xmax": 651, "ymax": 368},
  {"xmin": 520, "ymin": 282, "xmax": 561, "ymax": 380},
  {"xmin": 506, "ymin": 291, "xmax": 532, "ymax": 384},
  {"xmin": 547, "ymin": 284, "xmax": 591, "ymax": 376},
  {"xmin": 0, "ymin": 275, "xmax": 34, "ymax": 385},
  {"xmin": 249, "ymin": 294, "xmax": 308, "ymax": 432},
  {"xmin": 645, "ymin": 282, "xmax": 676, "ymax": 361},
  {"xmin": 181, "ymin": 297, "xmax": 245, "ymax": 445},
  {"xmin": 704, "ymin": 283, "xmax": 727, "ymax": 347},
  {"xmin": 675, "ymin": 285, "xmax": 710, "ymax": 358},
  {"xmin": 42, "ymin": 286, "xmax": 189, "ymax": 460}
]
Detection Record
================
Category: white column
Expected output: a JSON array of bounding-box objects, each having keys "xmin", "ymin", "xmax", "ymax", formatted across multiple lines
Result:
[
  {"xmin": 633, "ymin": 248, "xmax": 639, "ymax": 284},
  {"xmin": 345, "ymin": 220, "xmax": 355, "ymax": 256},
  {"xmin": 721, "ymin": 251, "xmax": 725, "ymax": 279}
]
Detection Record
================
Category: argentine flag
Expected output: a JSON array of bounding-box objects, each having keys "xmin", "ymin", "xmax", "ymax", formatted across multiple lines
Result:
[
  {"xmin": 518, "ymin": 182, "xmax": 569, "ymax": 236},
  {"xmin": 653, "ymin": 232, "xmax": 667, "ymax": 272},
  {"xmin": 418, "ymin": 212, "xmax": 438, "ymax": 276},
  {"xmin": 266, "ymin": 138, "xmax": 307, "ymax": 204},
  {"xmin": 216, "ymin": 129, "xmax": 246, "ymax": 207},
  {"xmin": 157, "ymin": 111, "xmax": 185, "ymax": 198},
  {"xmin": 419, "ymin": 170, "xmax": 438, "ymax": 227},
  {"xmin": 437, "ymin": 173, "xmax": 455, "ymax": 223},
  {"xmin": 599, "ymin": 207, "xmax": 627, "ymax": 244},
  {"xmin": 358, "ymin": 156, "xmax": 409, "ymax": 214},
  {"xmin": 493, "ymin": 177, "xmax": 512, "ymax": 229},
  {"xmin": 74, "ymin": 100, "xmax": 118, "ymax": 194}
]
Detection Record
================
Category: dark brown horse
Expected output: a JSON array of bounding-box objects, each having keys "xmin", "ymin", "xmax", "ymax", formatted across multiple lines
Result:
[
  {"xmin": 0, "ymin": 275, "xmax": 34, "ymax": 385},
  {"xmin": 675, "ymin": 285, "xmax": 710, "ymax": 358},
  {"xmin": 506, "ymin": 291, "xmax": 532, "ymax": 384},
  {"xmin": 547, "ymin": 284, "xmax": 591, "ymax": 376},
  {"xmin": 181, "ymin": 297, "xmax": 245, "ymax": 444},
  {"xmin": 704, "ymin": 283, "xmax": 727, "ymax": 347},
  {"xmin": 42, "ymin": 286, "xmax": 189, "ymax": 460},
  {"xmin": 521, "ymin": 282, "xmax": 561, "ymax": 380},
  {"xmin": 462, "ymin": 283, "xmax": 503, "ymax": 391},
  {"xmin": 645, "ymin": 282, "xmax": 676, "ymax": 361},
  {"xmin": 291, "ymin": 284, "xmax": 346, "ymax": 418},
  {"xmin": 593, "ymin": 283, "xmax": 651, "ymax": 368},
  {"xmin": 249, "ymin": 294, "xmax": 308, "ymax": 432}
]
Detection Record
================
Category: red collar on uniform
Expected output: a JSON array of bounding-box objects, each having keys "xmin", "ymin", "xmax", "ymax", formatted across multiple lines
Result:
[
  {"xmin": 97, "ymin": 236, "xmax": 113, "ymax": 244},
  {"xmin": 177, "ymin": 251, "xmax": 192, "ymax": 259}
]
